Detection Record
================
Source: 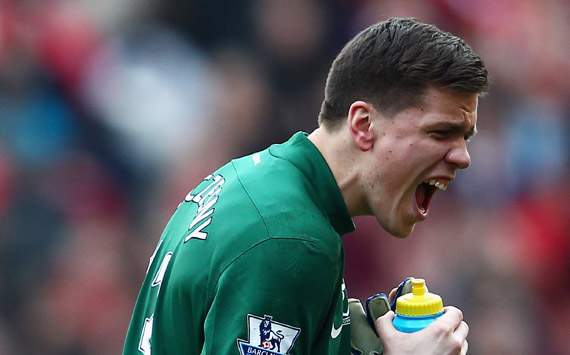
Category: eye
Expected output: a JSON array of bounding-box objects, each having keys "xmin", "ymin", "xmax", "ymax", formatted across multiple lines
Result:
[{"xmin": 429, "ymin": 130, "xmax": 450, "ymax": 139}]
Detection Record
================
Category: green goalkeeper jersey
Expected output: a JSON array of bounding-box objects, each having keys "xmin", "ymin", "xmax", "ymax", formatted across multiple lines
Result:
[{"xmin": 123, "ymin": 132, "xmax": 355, "ymax": 355}]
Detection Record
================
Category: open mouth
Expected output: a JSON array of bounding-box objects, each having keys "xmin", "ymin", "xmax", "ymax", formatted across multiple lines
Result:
[{"xmin": 415, "ymin": 179, "xmax": 448, "ymax": 216}]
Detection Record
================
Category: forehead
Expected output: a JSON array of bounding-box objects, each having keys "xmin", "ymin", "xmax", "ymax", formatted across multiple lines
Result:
[{"xmin": 419, "ymin": 87, "xmax": 479, "ymax": 126}]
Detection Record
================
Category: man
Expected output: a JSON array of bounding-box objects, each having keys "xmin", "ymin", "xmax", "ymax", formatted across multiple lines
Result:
[{"xmin": 123, "ymin": 17, "xmax": 488, "ymax": 355}]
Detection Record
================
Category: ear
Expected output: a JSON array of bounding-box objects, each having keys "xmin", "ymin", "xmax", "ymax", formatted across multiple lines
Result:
[{"xmin": 347, "ymin": 101, "xmax": 375, "ymax": 151}]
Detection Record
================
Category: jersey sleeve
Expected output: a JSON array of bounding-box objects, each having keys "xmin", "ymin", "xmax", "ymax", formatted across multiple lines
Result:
[{"xmin": 201, "ymin": 237, "xmax": 342, "ymax": 354}]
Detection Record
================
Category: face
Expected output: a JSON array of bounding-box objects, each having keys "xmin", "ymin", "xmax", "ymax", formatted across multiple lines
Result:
[{"xmin": 360, "ymin": 87, "xmax": 478, "ymax": 237}]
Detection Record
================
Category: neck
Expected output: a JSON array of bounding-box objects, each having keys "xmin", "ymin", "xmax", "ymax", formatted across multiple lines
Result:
[{"xmin": 308, "ymin": 127, "xmax": 365, "ymax": 216}]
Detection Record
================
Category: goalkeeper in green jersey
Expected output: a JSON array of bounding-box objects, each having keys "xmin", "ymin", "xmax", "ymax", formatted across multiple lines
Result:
[{"xmin": 123, "ymin": 17, "xmax": 488, "ymax": 355}]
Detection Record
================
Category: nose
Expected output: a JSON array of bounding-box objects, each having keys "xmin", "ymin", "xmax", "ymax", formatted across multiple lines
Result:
[{"xmin": 445, "ymin": 142, "xmax": 471, "ymax": 170}]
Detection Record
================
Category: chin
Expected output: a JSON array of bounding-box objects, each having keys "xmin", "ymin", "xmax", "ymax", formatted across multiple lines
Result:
[
  {"xmin": 379, "ymin": 218, "xmax": 415, "ymax": 238},
  {"xmin": 390, "ymin": 228, "xmax": 413, "ymax": 239}
]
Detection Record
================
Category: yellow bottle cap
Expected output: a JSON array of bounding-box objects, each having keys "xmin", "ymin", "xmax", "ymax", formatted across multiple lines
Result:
[{"xmin": 395, "ymin": 278, "xmax": 443, "ymax": 317}]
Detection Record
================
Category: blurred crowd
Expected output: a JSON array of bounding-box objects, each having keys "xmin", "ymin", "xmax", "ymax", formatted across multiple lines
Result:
[{"xmin": 0, "ymin": 0, "xmax": 568, "ymax": 354}]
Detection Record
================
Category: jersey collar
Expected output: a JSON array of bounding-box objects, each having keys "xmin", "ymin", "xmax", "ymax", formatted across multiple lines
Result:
[{"xmin": 270, "ymin": 132, "xmax": 355, "ymax": 235}]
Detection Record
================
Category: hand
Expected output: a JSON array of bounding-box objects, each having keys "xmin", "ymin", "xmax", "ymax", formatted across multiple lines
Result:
[
  {"xmin": 348, "ymin": 298, "xmax": 384, "ymax": 355},
  {"xmin": 375, "ymin": 306, "xmax": 469, "ymax": 355},
  {"xmin": 348, "ymin": 278, "xmax": 414, "ymax": 355}
]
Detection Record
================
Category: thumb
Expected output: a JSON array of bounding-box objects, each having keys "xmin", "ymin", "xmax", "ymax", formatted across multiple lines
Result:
[{"xmin": 375, "ymin": 310, "xmax": 397, "ymax": 340}]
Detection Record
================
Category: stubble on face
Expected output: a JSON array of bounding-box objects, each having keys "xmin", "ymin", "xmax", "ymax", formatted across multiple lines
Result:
[{"xmin": 363, "ymin": 87, "xmax": 479, "ymax": 238}]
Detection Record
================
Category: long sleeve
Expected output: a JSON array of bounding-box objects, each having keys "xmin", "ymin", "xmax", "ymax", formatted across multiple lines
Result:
[{"xmin": 201, "ymin": 237, "xmax": 349, "ymax": 354}]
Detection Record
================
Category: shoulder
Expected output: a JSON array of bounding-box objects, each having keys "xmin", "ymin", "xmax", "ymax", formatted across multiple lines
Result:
[{"xmin": 230, "ymin": 152, "xmax": 340, "ymax": 244}]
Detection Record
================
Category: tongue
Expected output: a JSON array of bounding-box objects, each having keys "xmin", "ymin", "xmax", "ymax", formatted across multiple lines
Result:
[
  {"xmin": 416, "ymin": 184, "xmax": 427, "ymax": 213},
  {"xmin": 416, "ymin": 183, "xmax": 436, "ymax": 213}
]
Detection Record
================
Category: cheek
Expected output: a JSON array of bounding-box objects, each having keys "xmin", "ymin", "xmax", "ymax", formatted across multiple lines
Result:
[
  {"xmin": 400, "ymin": 139, "xmax": 446, "ymax": 169},
  {"xmin": 376, "ymin": 135, "xmax": 422, "ymax": 165},
  {"xmin": 374, "ymin": 145, "xmax": 417, "ymax": 183}
]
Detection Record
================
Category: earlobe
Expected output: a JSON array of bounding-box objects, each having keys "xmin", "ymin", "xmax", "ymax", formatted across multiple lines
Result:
[{"xmin": 348, "ymin": 101, "xmax": 375, "ymax": 151}]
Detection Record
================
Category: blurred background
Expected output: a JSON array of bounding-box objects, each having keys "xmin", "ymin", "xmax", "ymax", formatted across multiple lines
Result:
[{"xmin": 0, "ymin": 0, "xmax": 568, "ymax": 354}]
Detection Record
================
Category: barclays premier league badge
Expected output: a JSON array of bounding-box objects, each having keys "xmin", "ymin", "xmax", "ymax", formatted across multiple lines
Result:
[{"xmin": 237, "ymin": 314, "xmax": 301, "ymax": 355}]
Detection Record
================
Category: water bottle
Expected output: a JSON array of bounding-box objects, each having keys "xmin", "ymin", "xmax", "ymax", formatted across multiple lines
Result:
[{"xmin": 393, "ymin": 278, "xmax": 444, "ymax": 333}]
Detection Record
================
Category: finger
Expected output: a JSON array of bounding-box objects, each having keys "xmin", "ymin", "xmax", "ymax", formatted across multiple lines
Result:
[
  {"xmin": 454, "ymin": 321, "xmax": 469, "ymax": 341},
  {"xmin": 430, "ymin": 306, "xmax": 463, "ymax": 333},
  {"xmin": 366, "ymin": 293, "xmax": 390, "ymax": 328},
  {"xmin": 375, "ymin": 311, "xmax": 396, "ymax": 339},
  {"xmin": 388, "ymin": 288, "xmax": 398, "ymax": 303},
  {"xmin": 460, "ymin": 340, "xmax": 469, "ymax": 355},
  {"xmin": 442, "ymin": 306, "xmax": 463, "ymax": 324},
  {"xmin": 389, "ymin": 278, "xmax": 414, "ymax": 311}
]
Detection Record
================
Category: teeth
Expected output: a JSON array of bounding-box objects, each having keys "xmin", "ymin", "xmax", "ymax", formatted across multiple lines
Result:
[{"xmin": 426, "ymin": 179, "xmax": 448, "ymax": 191}]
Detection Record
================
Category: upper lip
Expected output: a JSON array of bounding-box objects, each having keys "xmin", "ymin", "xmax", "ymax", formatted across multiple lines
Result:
[
  {"xmin": 424, "ymin": 176, "xmax": 454, "ymax": 183},
  {"xmin": 422, "ymin": 176, "xmax": 454, "ymax": 191}
]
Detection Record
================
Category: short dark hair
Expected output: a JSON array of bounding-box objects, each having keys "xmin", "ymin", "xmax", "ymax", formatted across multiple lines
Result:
[{"xmin": 318, "ymin": 17, "xmax": 488, "ymax": 127}]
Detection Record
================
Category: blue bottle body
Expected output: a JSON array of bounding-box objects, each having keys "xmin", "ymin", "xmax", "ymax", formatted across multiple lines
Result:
[{"xmin": 393, "ymin": 311, "xmax": 444, "ymax": 333}]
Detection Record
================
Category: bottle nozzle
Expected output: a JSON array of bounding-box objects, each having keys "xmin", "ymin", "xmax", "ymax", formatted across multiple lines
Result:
[
  {"xmin": 396, "ymin": 277, "xmax": 443, "ymax": 317},
  {"xmin": 411, "ymin": 278, "xmax": 427, "ymax": 296}
]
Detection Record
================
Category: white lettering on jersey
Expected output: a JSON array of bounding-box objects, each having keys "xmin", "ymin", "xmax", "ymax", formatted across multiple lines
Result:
[
  {"xmin": 184, "ymin": 174, "xmax": 225, "ymax": 243},
  {"xmin": 139, "ymin": 252, "xmax": 173, "ymax": 353},
  {"xmin": 152, "ymin": 252, "xmax": 173, "ymax": 288},
  {"xmin": 146, "ymin": 239, "xmax": 163, "ymax": 274},
  {"xmin": 252, "ymin": 153, "xmax": 261, "ymax": 166},
  {"xmin": 139, "ymin": 316, "xmax": 153, "ymax": 355}
]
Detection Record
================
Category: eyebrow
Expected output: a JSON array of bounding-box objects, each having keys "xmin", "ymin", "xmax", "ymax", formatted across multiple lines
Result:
[{"xmin": 427, "ymin": 121, "xmax": 478, "ymax": 140}]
